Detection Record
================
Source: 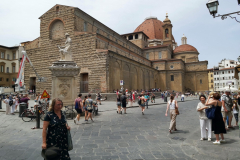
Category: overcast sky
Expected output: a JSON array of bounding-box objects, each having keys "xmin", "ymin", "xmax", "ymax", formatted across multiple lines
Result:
[{"xmin": 0, "ymin": 0, "xmax": 239, "ymax": 68}]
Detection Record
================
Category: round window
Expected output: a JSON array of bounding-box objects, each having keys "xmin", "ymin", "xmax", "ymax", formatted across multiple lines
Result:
[{"xmin": 170, "ymin": 65, "xmax": 174, "ymax": 69}]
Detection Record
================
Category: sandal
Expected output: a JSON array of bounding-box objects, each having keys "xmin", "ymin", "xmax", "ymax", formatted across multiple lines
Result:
[
  {"xmin": 174, "ymin": 129, "xmax": 178, "ymax": 131},
  {"xmin": 169, "ymin": 130, "xmax": 172, "ymax": 134}
]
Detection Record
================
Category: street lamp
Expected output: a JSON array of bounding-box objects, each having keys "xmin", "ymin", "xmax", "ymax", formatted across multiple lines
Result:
[
  {"xmin": 206, "ymin": 0, "xmax": 240, "ymax": 23},
  {"xmin": 206, "ymin": 0, "xmax": 219, "ymax": 17}
]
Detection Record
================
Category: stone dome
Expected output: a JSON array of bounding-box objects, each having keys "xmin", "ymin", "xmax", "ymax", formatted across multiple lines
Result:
[
  {"xmin": 134, "ymin": 17, "xmax": 174, "ymax": 41},
  {"xmin": 174, "ymin": 44, "xmax": 198, "ymax": 54}
]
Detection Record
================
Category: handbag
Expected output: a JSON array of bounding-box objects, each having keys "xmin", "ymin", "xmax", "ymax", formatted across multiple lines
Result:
[
  {"xmin": 64, "ymin": 116, "xmax": 73, "ymax": 151},
  {"xmin": 41, "ymin": 145, "xmax": 61, "ymax": 160},
  {"xmin": 175, "ymin": 108, "xmax": 180, "ymax": 115},
  {"xmin": 67, "ymin": 129, "xmax": 73, "ymax": 151},
  {"xmin": 205, "ymin": 107, "xmax": 216, "ymax": 119}
]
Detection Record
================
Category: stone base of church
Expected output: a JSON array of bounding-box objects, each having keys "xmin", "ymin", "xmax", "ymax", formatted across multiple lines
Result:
[{"xmin": 49, "ymin": 61, "xmax": 80, "ymax": 106}]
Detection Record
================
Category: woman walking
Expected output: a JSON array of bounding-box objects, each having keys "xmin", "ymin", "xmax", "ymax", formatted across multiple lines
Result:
[
  {"xmin": 197, "ymin": 95, "xmax": 212, "ymax": 141},
  {"xmin": 140, "ymin": 94, "xmax": 146, "ymax": 115},
  {"xmin": 42, "ymin": 98, "xmax": 71, "ymax": 160},
  {"xmin": 165, "ymin": 94, "xmax": 179, "ymax": 134},
  {"xmin": 205, "ymin": 93, "xmax": 226, "ymax": 144},
  {"xmin": 83, "ymin": 95, "xmax": 88, "ymax": 122},
  {"xmin": 121, "ymin": 93, "xmax": 127, "ymax": 114},
  {"xmin": 116, "ymin": 94, "xmax": 122, "ymax": 114},
  {"xmin": 232, "ymin": 100, "xmax": 239, "ymax": 127},
  {"xmin": 74, "ymin": 94, "xmax": 83, "ymax": 125}
]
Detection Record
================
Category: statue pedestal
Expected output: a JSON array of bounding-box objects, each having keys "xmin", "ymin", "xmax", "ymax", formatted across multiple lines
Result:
[{"xmin": 49, "ymin": 61, "xmax": 80, "ymax": 106}]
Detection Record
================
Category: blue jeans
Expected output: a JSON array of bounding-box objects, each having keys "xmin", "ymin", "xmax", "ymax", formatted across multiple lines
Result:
[{"xmin": 181, "ymin": 97, "xmax": 184, "ymax": 101}]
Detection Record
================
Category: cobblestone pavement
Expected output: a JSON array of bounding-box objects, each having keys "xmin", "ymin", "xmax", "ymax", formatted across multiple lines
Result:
[{"xmin": 0, "ymin": 98, "xmax": 239, "ymax": 160}]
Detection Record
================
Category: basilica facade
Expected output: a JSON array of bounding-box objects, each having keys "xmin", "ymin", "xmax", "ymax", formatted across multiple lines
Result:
[{"xmin": 24, "ymin": 4, "xmax": 208, "ymax": 93}]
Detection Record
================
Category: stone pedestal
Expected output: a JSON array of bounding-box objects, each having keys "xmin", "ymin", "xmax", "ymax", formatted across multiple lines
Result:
[{"xmin": 49, "ymin": 61, "xmax": 80, "ymax": 106}]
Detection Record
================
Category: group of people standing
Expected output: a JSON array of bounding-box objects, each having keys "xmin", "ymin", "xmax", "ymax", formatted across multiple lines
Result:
[
  {"xmin": 116, "ymin": 90, "xmax": 155, "ymax": 115},
  {"xmin": 4, "ymin": 93, "xmax": 30, "ymax": 115},
  {"xmin": 196, "ymin": 90, "xmax": 239, "ymax": 144}
]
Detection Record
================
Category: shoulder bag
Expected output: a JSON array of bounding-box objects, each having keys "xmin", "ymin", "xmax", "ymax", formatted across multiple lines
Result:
[
  {"xmin": 205, "ymin": 106, "xmax": 216, "ymax": 119},
  {"xmin": 64, "ymin": 115, "xmax": 73, "ymax": 151},
  {"xmin": 174, "ymin": 101, "xmax": 180, "ymax": 115}
]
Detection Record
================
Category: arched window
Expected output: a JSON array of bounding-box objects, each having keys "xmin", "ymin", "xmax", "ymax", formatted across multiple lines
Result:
[
  {"xmin": 49, "ymin": 19, "xmax": 64, "ymax": 40},
  {"xmin": 165, "ymin": 28, "xmax": 169, "ymax": 38}
]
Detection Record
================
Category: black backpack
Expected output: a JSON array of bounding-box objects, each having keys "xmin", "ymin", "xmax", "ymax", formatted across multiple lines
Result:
[{"xmin": 9, "ymin": 100, "xmax": 13, "ymax": 106}]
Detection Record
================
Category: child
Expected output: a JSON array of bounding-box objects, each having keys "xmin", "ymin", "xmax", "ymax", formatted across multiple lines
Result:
[{"xmin": 232, "ymin": 100, "xmax": 239, "ymax": 127}]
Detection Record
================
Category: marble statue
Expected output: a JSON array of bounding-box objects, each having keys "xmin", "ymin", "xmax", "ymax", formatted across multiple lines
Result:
[{"xmin": 57, "ymin": 33, "xmax": 72, "ymax": 61}]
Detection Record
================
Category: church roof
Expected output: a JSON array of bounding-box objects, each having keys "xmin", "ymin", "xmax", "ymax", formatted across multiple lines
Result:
[
  {"xmin": 174, "ymin": 44, "xmax": 198, "ymax": 54},
  {"xmin": 134, "ymin": 17, "xmax": 175, "ymax": 41}
]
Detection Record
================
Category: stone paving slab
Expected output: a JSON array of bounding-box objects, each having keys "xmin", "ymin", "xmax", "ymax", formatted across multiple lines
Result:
[{"xmin": 0, "ymin": 98, "xmax": 239, "ymax": 160}]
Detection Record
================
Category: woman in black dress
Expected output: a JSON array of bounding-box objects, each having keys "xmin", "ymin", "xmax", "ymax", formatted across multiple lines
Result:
[
  {"xmin": 205, "ymin": 93, "xmax": 226, "ymax": 145},
  {"xmin": 42, "ymin": 98, "xmax": 71, "ymax": 160}
]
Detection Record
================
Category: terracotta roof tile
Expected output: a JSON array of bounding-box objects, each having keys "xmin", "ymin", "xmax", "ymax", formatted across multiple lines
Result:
[
  {"xmin": 134, "ymin": 18, "xmax": 174, "ymax": 40},
  {"xmin": 174, "ymin": 44, "xmax": 198, "ymax": 54}
]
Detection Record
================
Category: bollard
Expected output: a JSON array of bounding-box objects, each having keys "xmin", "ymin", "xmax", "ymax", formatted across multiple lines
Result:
[{"xmin": 36, "ymin": 106, "xmax": 40, "ymax": 129}]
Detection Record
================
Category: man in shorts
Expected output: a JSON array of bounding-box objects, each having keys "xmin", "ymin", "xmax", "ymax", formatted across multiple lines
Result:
[{"xmin": 221, "ymin": 89, "xmax": 233, "ymax": 129}]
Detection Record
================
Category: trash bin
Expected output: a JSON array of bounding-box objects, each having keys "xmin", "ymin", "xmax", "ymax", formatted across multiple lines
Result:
[{"xmin": 19, "ymin": 102, "xmax": 27, "ymax": 117}]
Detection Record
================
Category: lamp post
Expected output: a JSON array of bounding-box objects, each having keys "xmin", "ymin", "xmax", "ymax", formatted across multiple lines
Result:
[{"xmin": 206, "ymin": 0, "xmax": 240, "ymax": 23}]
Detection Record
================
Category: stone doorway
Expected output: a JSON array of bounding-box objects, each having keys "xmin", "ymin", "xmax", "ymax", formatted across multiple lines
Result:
[
  {"xmin": 80, "ymin": 73, "xmax": 88, "ymax": 93},
  {"xmin": 29, "ymin": 77, "xmax": 36, "ymax": 93}
]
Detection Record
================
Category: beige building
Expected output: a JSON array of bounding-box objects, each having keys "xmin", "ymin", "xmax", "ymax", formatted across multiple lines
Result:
[
  {"xmin": 0, "ymin": 45, "xmax": 22, "ymax": 88},
  {"xmin": 24, "ymin": 4, "xmax": 209, "ymax": 93}
]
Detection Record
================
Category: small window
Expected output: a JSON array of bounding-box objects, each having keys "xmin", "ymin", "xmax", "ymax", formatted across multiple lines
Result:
[
  {"xmin": 232, "ymin": 82, "xmax": 234, "ymax": 85},
  {"xmin": 156, "ymin": 66, "xmax": 158, "ymax": 70},
  {"xmin": 211, "ymin": 80, "xmax": 213, "ymax": 83},
  {"xmin": 1, "ymin": 52, "xmax": 4, "ymax": 59},
  {"xmin": 217, "ymin": 72, "xmax": 218, "ymax": 75},
  {"xmin": 214, "ymin": 78, "xmax": 216, "ymax": 80},
  {"xmin": 0, "ymin": 78, "xmax": 2, "ymax": 81},
  {"xmin": 223, "ymin": 77, "xmax": 225, "ymax": 80},
  {"xmin": 228, "ymin": 71, "xmax": 230, "ymax": 73},
  {"xmin": 6, "ymin": 67, "xmax": 9, "ymax": 73},
  {"xmin": 211, "ymin": 85, "xmax": 213, "ymax": 88},
  {"xmin": 1, "ymin": 65, "xmax": 3, "ymax": 72},
  {"xmin": 158, "ymin": 52, "xmax": 162, "ymax": 59},
  {"xmin": 146, "ymin": 53, "xmax": 149, "ymax": 60},
  {"xmin": 7, "ymin": 54, "xmax": 9, "ymax": 60},
  {"xmin": 12, "ymin": 66, "xmax": 15, "ymax": 73},
  {"xmin": 171, "ymin": 75, "xmax": 174, "ymax": 81},
  {"xmin": 170, "ymin": 65, "xmax": 174, "ymax": 69},
  {"xmin": 211, "ymin": 74, "xmax": 213, "ymax": 77},
  {"xmin": 232, "ymin": 70, "xmax": 234, "ymax": 73},
  {"xmin": 227, "ymin": 64, "xmax": 228, "ymax": 66},
  {"xmin": 56, "ymin": 6, "xmax": 59, "ymax": 12},
  {"xmin": 6, "ymin": 78, "xmax": 9, "ymax": 82},
  {"xmin": 96, "ymin": 28, "xmax": 99, "ymax": 34},
  {"xmin": 13, "ymin": 53, "xmax": 16, "ymax": 59},
  {"xmin": 129, "ymin": 35, "xmax": 133, "ymax": 40},
  {"xmin": 84, "ymin": 21, "xmax": 87, "ymax": 32},
  {"xmin": 214, "ymin": 72, "xmax": 216, "ymax": 75},
  {"xmin": 135, "ymin": 34, "xmax": 138, "ymax": 39},
  {"xmin": 222, "ymin": 72, "xmax": 224, "ymax": 74},
  {"xmin": 200, "ymin": 79, "xmax": 202, "ymax": 84}
]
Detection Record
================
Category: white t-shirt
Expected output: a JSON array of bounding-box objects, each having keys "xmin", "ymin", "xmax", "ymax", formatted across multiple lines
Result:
[
  {"xmin": 181, "ymin": 95, "xmax": 184, "ymax": 98},
  {"xmin": 4, "ymin": 99, "xmax": 10, "ymax": 107},
  {"xmin": 168, "ymin": 100, "xmax": 176, "ymax": 109},
  {"xmin": 233, "ymin": 104, "xmax": 239, "ymax": 114}
]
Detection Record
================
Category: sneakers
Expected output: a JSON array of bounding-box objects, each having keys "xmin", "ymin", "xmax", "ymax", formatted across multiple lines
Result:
[
  {"xmin": 220, "ymin": 139, "xmax": 225, "ymax": 143},
  {"xmin": 213, "ymin": 141, "xmax": 221, "ymax": 145},
  {"xmin": 208, "ymin": 138, "xmax": 211, "ymax": 141},
  {"xmin": 200, "ymin": 138, "xmax": 208, "ymax": 141}
]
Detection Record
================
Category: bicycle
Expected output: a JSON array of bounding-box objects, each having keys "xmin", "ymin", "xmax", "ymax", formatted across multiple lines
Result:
[
  {"xmin": 64, "ymin": 105, "xmax": 76, "ymax": 120},
  {"xmin": 21, "ymin": 106, "xmax": 46, "ymax": 122}
]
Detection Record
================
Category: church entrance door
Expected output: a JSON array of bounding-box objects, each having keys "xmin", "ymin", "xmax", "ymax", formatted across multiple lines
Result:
[{"xmin": 80, "ymin": 73, "xmax": 88, "ymax": 93}]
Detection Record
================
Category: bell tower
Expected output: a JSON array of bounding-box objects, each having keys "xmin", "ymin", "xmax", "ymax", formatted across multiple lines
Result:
[{"xmin": 162, "ymin": 13, "xmax": 173, "ymax": 46}]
